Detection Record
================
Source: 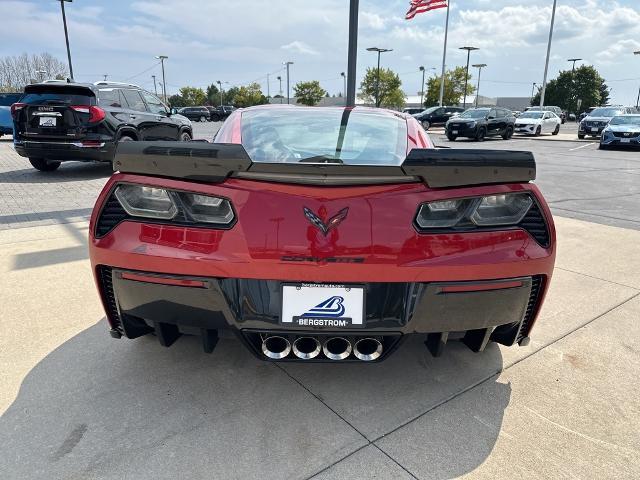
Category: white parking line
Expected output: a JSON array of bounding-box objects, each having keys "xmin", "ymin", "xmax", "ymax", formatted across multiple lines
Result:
[{"xmin": 568, "ymin": 143, "xmax": 595, "ymax": 151}]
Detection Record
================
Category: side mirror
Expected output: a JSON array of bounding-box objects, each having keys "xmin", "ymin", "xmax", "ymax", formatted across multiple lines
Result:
[
  {"xmin": 170, "ymin": 108, "xmax": 178, "ymax": 115},
  {"xmin": 487, "ymin": 115, "xmax": 495, "ymax": 120}
]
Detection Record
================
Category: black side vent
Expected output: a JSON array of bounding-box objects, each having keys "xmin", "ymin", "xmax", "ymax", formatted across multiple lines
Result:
[
  {"xmin": 517, "ymin": 275, "xmax": 543, "ymax": 342},
  {"xmin": 98, "ymin": 266, "xmax": 122, "ymax": 332},
  {"xmin": 519, "ymin": 202, "xmax": 550, "ymax": 247},
  {"xmin": 96, "ymin": 194, "xmax": 127, "ymax": 237}
]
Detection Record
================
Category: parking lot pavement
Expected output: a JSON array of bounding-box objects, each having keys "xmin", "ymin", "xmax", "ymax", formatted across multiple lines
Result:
[{"xmin": 0, "ymin": 215, "xmax": 639, "ymax": 479}]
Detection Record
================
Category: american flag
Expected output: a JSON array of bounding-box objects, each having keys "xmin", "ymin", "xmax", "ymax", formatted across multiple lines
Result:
[{"xmin": 405, "ymin": 0, "xmax": 448, "ymax": 20}]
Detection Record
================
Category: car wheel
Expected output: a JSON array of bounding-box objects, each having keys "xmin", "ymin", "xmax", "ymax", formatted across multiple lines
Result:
[
  {"xmin": 502, "ymin": 126, "xmax": 514, "ymax": 140},
  {"xmin": 180, "ymin": 131, "xmax": 192, "ymax": 141},
  {"xmin": 118, "ymin": 134, "xmax": 134, "ymax": 142},
  {"xmin": 29, "ymin": 157, "xmax": 60, "ymax": 172},
  {"xmin": 552, "ymin": 124, "xmax": 560, "ymax": 135},
  {"xmin": 475, "ymin": 127, "xmax": 486, "ymax": 142},
  {"xmin": 199, "ymin": 116, "xmax": 206, "ymax": 122},
  {"xmin": 421, "ymin": 120, "xmax": 430, "ymax": 130},
  {"xmin": 598, "ymin": 143, "xmax": 608, "ymax": 150},
  {"xmin": 447, "ymin": 135, "xmax": 457, "ymax": 141},
  {"xmin": 534, "ymin": 126, "xmax": 542, "ymax": 137},
  {"xmin": 578, "ymin": 134, "xmax": 585, "ymax": 139}
]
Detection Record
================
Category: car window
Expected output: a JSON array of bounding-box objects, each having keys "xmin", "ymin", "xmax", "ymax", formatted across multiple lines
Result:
[
  {"xmin": 488, "ymin": 109, "xmax": 498, "ymax": 118},
  {"xmin": 241, "ymin": 108, "xmax": 407, "ymax": 165},
  {"xmin": 97, "ymin": 89, "xmax": 123, "ymax": 108},
  {"xmin": 121, "ymin": 89, "xmax": 146, "ymax": 112},
  {"xmin": 0, "ymin": 93, "xmax": 22, "ymax": 106},
  {"xmin": 141, "ymin": 91, "xmax": 166, "ymax": 115}
]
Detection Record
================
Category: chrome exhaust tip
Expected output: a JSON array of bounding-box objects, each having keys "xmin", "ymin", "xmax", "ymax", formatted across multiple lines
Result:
[
  {"xmin": 322, "ymin": 337, "xmax": 352, "ymax": 360},
  {"xmin": 353, "ymin": 338, "xmax": 383, "ymax": 361},
  {"xmin": 261, "ymin": 336, "xmax": 291, "ymax": 359},
  {"xmin": 292, "ymin": 336, "xmax": 321, "ymax": 359}
]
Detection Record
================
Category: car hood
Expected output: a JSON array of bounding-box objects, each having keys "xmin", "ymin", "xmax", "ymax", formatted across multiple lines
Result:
[
  {"xmin": 448, "ymin": 118, "xmax": 480, "ymax": 124},
  {"xmin": 605, "ymin": 124, "xmax": 640, "ymax": 133},
  {"xmin": 515, "ymin": 118, "xmax": 542, "ymax": 125},
  {"xmin": 172, "ymin": 113, "xmax": 192, "ymax": 125},
  {"xmin": 583, "ymin": 116, "xmax": 612, "ymax": 122}
]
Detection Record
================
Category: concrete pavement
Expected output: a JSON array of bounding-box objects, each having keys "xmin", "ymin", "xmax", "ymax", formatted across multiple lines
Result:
[{"xmin": 1, "ymin": 215, "xmax": 639, "ymax": 479}]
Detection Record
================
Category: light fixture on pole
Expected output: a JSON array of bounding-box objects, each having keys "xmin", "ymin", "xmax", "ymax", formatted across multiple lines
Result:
[
  {"xmin": 540, "ymin": 0, "xmax": 558, "ymax": 107},
  {"xmin": 531, "ymin": 82, "xmax": 537, "ymax": 102},
  {"xmin": 340, "ymin": 72, "xmax": 346, "ymax": 100},
  {"xmin": 277, "ymin": 76, "xmax": 283, "ymax": 104},
  {"xmin": 459, "ymin": 46, "xmax": 479, "ymax": 109},
  {"xmin": 472, "ymin": 64, "xmax": 487, "ymax": 108},
  {"xmin": 56, "ymin": 0, "xmax": 74, "ymax": 79},
  {"xmin": 284, "ymin": 62, "xmax": 294, "ymax": 104},
  {"xmin": 419, "ymin": 66, "xmax": 426, "ymax": 107},
  {"xmin": 35, "ymin": 70, "xmax": 47, "ymax": 82},
  {"xmin": 366, "ymin": 47, "xmax": 393, "ymax": 107},
  {"xmin": 152, "ymin": 75, "xmax": 157, "ymax": 95},
  {"xmin": 216, "ymin": 80, "xmax": 223, "ymax": 106},
  {"xmin": 155, "ymin": 55, "xmax": 168, "ymax": 104}
]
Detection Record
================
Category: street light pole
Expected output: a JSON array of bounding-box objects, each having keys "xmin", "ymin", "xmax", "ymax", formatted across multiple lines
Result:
[
  {"xmin": 56, "ymin": 0, "xmax": 74, "ymax": 79},
  {"xmin": 155, "ymin": 55, "xmax": 168, "ymax": 104},
  {"xmin": 266, "ymin": 73, "xmax": 270, "ymax": 99},
  {"xmin": 567, "ymin": 58, "xmax": 582, "ymax": 116},
  {"xmin": 346, "ymin": 0, "xmax": 359, "ymax": 107},
  {"xmin": 152, "ymin": 75, "xmax": 158, "ymax": 95},
  {"xmin": 341, "ymin": 72, "xmax": 346, "ymax": 101},
  {"xmin": 419, "ymin": 66, "xmax": 425, "ymax": 107},
  {"xmin": 472, "ymin": 64, "xmax": 486, "ymax": 108},
  {"xmin": 531, "ymin": 82, "xmax": 537, "ymax": 103},
  {"xmin": 217, "ymin": 80, "xmax": 223, "ymax": 106},
  {"xmin": 366, "ymin": 47, "xmax": 392, "ymax": 107},
  {"xmin": 459, "ymin": 46, "xmax": 479, "ymax": 109},
  {"xmin": 284, "ymin": 61, "xmax": 294, "ymax": 104},
  {"xmin": 635, "ymin": 51, "xmax": 640, "ymax": 109},
  {"xmin": 540, "ymin": 0, "xmax": 558, "ymax": 107},
  {"xmin": 277, "ymin": 76, "xmax": 283, "ymax": 104}
]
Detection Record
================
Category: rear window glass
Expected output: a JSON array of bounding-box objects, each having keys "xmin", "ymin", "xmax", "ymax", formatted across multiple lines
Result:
[
  {"xmin": 240, "ymin": 109, "xmax": 407, "ymax": 165},
  {"xmin": 0, "ymin": 93, "xmax": 22, "ymax": 106},
  {"xmin": 20, "ymin": 87, "xmax": 94, "ymax": 106}
]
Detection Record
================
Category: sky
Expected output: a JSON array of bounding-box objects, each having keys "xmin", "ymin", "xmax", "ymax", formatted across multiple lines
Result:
[{"xmin": 1, "ymin": 0, "xmax": 639, "ymax": 104}]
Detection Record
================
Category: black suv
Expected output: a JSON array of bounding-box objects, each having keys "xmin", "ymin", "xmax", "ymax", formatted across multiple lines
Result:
[
  {"xmin": 445, "ymin": 107, "xmax": 516, "ymax": 141},
  {"xmin": 176, "ymin": 106, "xmax": 210, "ymax": 122},
  {"xmin": 12, "ymin": 81, "xmax": 193, "ymax": 171},
  {"xmin": 414, "ymin": 106, "xmax": 464, "ymax": 130},
  {"xmin": 206, "ymin": 105, "xmax": 236, "ymax": 122}
]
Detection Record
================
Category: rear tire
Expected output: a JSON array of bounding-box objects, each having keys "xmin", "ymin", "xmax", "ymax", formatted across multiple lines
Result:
[
  {"xmin": 199, "ymin": 116, "xmax": 206, "ymax": 122},
  {"xmin": 421, "ymin": 120, "xmax": 430, "ymax": 130},
  {"xmin": 29, "ymin": 157, "xmax": 60, "ymax": 172},
  {"xmin": 552, "ymin": 124, "xmax": 560, "ymax": 135},
  {"xmin": 502, "ymin": 126, "xmax": 514, "ymax": 140},
  {"xmin": 475, "ymin": 127, "xmax": 486, "ymax": 142},
  {"xmin": 180, "ymin": 131, "xmax": 192, "ymax": 141},
  {"xmin": 447, "ymin": 134, "xmax": 457, "ymax": 141},
  {"xmin": 599, "ymin": 143, "xmax": 608, "ymax": 150},
  {"xmin": 535, "ymin": 126, "xmax": 542, "ymax": 137},
  {"xmin": 578, "ymin": 134, "xmax": 585, "ymax": 139}
]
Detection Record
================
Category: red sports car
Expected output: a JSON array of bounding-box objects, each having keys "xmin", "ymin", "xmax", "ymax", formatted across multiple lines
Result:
[{"xmin": 89, "ymin": 105, "xmax": 555, "ymax": 362}]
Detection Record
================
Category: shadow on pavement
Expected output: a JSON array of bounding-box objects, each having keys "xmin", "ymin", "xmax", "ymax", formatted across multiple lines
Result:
[
  {"xmin": 0, "ymin": 161, "xmax": 112, "ymax": 183},
  {"xmin": 0, "ymin": 322, "xmax": 509, "ymax": 479}
]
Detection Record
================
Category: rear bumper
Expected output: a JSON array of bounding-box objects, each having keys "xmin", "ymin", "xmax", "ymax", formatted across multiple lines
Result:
[
  {"xmin": 445, "ymin": 124, "xmax": 478, "ymax": 137},
  {"xmin": 97, "ymin": 266, "xmax": 546, "ymax": 361},
  {"xmin": 14, "ymin": 139, "xmax": 116, "ymax": 162}
]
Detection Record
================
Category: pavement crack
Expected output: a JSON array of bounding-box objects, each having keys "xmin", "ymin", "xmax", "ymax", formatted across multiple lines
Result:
[{"xmin": 555, "ymin": 266, "xmax": 640, "ymax": 291}]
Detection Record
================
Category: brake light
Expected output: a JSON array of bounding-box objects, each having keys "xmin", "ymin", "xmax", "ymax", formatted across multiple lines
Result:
[
  {"xmin": 10, "ymin": 102, "xmax": 25, "ymax": 119},
  {"xmin": 71, "ymin": 105, "xmax": 106, "ymax": 123}
]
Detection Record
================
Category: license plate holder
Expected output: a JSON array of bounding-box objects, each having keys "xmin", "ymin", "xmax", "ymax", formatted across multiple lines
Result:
[
  {"xmin": 591, "ymin": 127, "xmax": 598, "ymax": 133},
  {"xmin": 39, "ymin": 116, "xmax": 57, "ymax": 127},
  {"xmin": 621, "ymin": 138, "xmax": 631, "ymax": 143},
  {"xmin": 452, "ymin": 130, "xmax": 458, "ymax": 135},
  {"xmin": 280, "ymin": 283, "xmax": 365, "ymax": 328}
]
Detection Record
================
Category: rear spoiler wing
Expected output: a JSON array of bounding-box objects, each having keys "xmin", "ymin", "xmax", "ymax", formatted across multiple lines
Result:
[{"xmin": 114, "ymin": 141, "xmax": 535, "ymax": 188}]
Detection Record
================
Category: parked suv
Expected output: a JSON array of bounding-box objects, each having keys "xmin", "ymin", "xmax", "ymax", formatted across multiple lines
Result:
[
  {"xmin": 176, "ymin": 106, "xmax": 210, "ymax": 122},
  {"xmin": 206, "ymin": 105, "xmax": 236, "ymax": 122},
  {"xmin": 11, "ymin": 81, "xmax": 192, "ymax": 172},
  {"xmin": 526, "ymin": 105, "xmax": 565, "ymax": 123},
  {"xmin": 0, "ymin": 92, "xmax": 22, "ymax": 137},
  {"xmin": 578, "ymin": 106, "xmax": 636, "ymax": 139},
  {"xmin": 445, "ymin": 107, "xmax": 515, "ymax": 141},
  {"xmin": 414, "ymin": 106, "xmax": 464, "ymax": 130}
]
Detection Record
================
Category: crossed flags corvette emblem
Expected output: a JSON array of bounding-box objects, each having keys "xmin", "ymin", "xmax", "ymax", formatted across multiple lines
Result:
[{"xmin": 303, "ymin": 207, "xmax": 349, "ymax": 236}]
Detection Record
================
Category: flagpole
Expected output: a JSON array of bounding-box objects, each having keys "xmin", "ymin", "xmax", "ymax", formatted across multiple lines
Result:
[
  {"xmin": 539, "ymin": 0, "xmax": 557, "ymax": 107},
  {"xmin": 438, "ymin": 0, "xmax": 450, "ymax": 107}
]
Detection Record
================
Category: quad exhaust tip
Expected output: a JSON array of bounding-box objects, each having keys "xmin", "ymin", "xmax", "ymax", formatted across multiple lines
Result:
[
  {"xmin": 292, "ymin": 337, "xmax": 321, "ymax": 359},
  {"xmin": 353, "ymin": 338, "xmax": 383, "ymax": 361},
  {"xmin": 323, "ymin": 337, "xmax": 352, "ymax": 361},
  {"xmin": 262, "ymin": 336, "xmax": 291, "ymax": 359}
]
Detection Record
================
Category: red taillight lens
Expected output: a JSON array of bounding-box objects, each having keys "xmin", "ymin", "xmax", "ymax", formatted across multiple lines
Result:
[
  {"xmin": 71, "ymin": 105, "xmax": 105, "ymax": 123},
  {"xmin": 10, "ymin": 102, "xmax": 25, "ymax": 119}
]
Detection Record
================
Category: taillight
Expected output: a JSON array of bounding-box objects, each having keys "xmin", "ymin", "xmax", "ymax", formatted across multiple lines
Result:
[
  {"xmin": 71, "ymin": 105, "xmax": 106, "ymax": 123},
  {"xmin": 10, "ymin": 102, "xmax": 25, "ymax": 119}
]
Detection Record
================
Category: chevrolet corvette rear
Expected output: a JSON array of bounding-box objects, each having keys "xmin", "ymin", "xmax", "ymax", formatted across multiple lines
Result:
[{"xmin": 89, "ymin": 106, "xmax": 555, "ymax": 362}]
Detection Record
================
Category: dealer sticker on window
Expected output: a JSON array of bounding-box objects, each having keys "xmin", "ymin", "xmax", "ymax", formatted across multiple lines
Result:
[{"xmin": 281, "ymin": 283, "xmax": 364, "ymax": 327}]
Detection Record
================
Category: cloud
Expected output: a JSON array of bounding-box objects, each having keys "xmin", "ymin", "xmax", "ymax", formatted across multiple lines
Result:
[
  {"xmin": 361, "ymin": 11, "xmax": 386, "ymax": 30},
  {"xmin": 280, "ymin": 41, "xmax": 320, "ymax": 56},
  {"xmin": 596, "ymin": 39, "xmax": 640, "ymax": 63}
]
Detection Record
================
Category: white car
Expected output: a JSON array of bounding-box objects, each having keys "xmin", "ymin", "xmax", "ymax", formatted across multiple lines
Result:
[{"xmin": 514, "ymin": 111, "xmax": 561, "ymax": 136}]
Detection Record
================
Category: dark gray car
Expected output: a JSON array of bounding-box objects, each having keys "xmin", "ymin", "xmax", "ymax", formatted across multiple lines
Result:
[{"xmin": 578, "ymin": 106, "xmax": 636, "ymax": 139}]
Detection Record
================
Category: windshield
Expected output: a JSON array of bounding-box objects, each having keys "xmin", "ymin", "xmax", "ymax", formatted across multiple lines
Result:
[
  {"xmin": 0, "ymin": 93, "xmax": 22, "ymax": 106},
  {"xmin": 20, "ymin": 87, "xmax": 94, "ymax": 106},
  {"xmin": 458, "ymin": 109, "xmax": 489, "ymax": 119},
  {"xmin": 519, "ymin": 111, "xmax": 544, "ymax": 119},
  {"xmin": 589, "ymin": 108, "xmax": 624, "ymax": 117},
  {"xmin": 609, "ymin": 116, "xmax": 640, "ymax": 126},
  {"xmin": 240, "ymin": 108, "xmax": 407, "ymax": 165}
]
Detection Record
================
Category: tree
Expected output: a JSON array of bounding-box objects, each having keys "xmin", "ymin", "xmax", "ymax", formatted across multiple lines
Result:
[
  {"xmin": 168, "ymin": 94, "xmax": 187, "ymax": 108},
  {"xmin": 358, "ymin": 67, "xmax": 405, "ymax": 109},
  {"xmin": 232, "ymin": 82, "xmax": 268, "ymax": 107},
  {"xmin": 0, "ymin": 52, "xmax": 68, "ymax": 90},
  {"xmin": 530, "ymin": 65, "xmax": 608, "ymax": 112},
  {"xmin": 423, "ymin": 67, "xmax": 474, "ymax": 107},
  {"xmin": 222, "ymin": 86, "xmax": 240, "ymax": 105},
  {"xmin": 293, "ymin": 80, "xmax": 327, "ymax": 106},
  {"xmin": 178, "ymin": 86, "xmax": 207, "ymax": 106},
  {"xmin": 206, "ymin": 83, "xmax": 220, "ymax": 105}
]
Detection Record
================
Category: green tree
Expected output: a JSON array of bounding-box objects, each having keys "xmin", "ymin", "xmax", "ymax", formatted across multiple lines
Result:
[
  {"xmin": 232, "ymin": 82, "xmax": 268, "ymax": 107},
  {"xmin": 168, "ymin": 94, "xmax": 187, "ymax": 108},
  {"xmin": 530, "ymin": 65, "xmax": 608, "ymax": 112},
  {"xmin": 223, "ymin": 86, "xmax": 240, "ymax": 105},
  {"xmin": 206, "ymin": 83, "xmax": 220, "ymax": 105},
  {"xmin": 424, "ymin": 67, "xmax": 474, "ymax": 107},
  {"xmin": 177, "ymin": 86, "xmax": 207, "ymax": 106},
  {"xmin": 293, "ymin": 80, "xmax": 327, "ymax": 106},
  {"xmin": 358, "ymin": 67, "xmax": 405, "ymax": 109}
]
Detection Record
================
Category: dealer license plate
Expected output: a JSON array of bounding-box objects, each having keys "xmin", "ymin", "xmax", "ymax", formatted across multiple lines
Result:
[
  {"xmin": 281, "ymin": 284, "xmax": 364, "ymax": 328},
  {"xmin": 452, "ymin": 130, "xmax": 458, "ymax": 135},
  {"xmin": 621, "ymin": 138, "xmax": 631, "ymax": 143},
  {"xmin": 591, "ymin": 127, "xmax": 598, "ymax": 133},
  {"xmin": 39, "ymin": 116, "xmax": 56, "ymax": 127}
]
